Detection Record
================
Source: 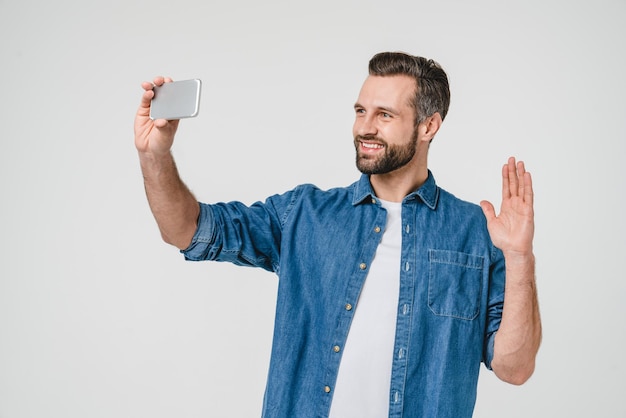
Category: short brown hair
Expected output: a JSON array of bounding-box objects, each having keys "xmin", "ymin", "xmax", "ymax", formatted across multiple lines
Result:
[{"xmin": 368, "ymin": 52, "xmax": 450, "ymax": 124}]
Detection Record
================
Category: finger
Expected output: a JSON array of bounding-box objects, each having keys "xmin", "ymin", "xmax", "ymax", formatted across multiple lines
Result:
[
  {"xmin": 523, "ymin": 171, "xmax": 534, "ymax": 206},
  {"xmin": 480, "ymin": 200, "xmax": 496, "ymax": 222},
  {"xmin": 153, "ymin": 118, "xmax": 169, "ymax": 128},
  {"xmin": 137, "ymin": 76, "xmax": 175, "ymax": 120},
  {"xmin": 152, "ymin": 76, "xmax": 165, "ymax": 86},
  {"xmin": 137, "ymin": 88, "xmax": 155, "ymax": 115},
  {"xmin": 501, "ymin": 163, "xmax": 509, "ymax": 199},
  {"xmin": 516, "ymin": 160, "xmax": 526, "ymax": 198},
  {"xmin": 507, "ymin": 156, "xmax": 519, "ymax": 197},
  {"xmin": 141, "ymin": 81, "xmax": 155, "ymax": 92},
  {"xmin": 153, "ymin": 118, "xmax": 180, "ymax": 130}
]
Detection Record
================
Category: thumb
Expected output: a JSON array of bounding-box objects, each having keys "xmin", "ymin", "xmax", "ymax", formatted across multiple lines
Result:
[
  {"xmin": 153, "ymin": 118, "xmax": 169, "ymax": 128},
  {"xmin": 480, "ymin": 200, "xmax": 496, "ymax": 221},
  {"xmin": 152, "ymin": 118, "xmax": 180, "ymax": 142}
]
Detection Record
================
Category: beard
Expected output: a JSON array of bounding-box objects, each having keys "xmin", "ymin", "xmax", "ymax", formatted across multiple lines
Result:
[{"xmin": 354, "ymin": 131, "xmax": 418, "ymax": 175}]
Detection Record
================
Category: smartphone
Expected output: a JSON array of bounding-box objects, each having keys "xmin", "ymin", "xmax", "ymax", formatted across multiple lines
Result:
[{"xmin": 150, "ymin": 79, "xmax": 202, "ymax": 120}]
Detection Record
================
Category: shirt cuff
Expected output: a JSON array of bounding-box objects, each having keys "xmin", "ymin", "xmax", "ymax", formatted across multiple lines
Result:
[
  {"xmin": 180, "ymin": 202, "xmax": 215, "ymax": 261},
  {"xmin": 483, "ymin": 330, "xmax": 497, "ymax": 370}
]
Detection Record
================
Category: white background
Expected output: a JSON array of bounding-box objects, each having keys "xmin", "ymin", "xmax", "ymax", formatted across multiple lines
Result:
[{"xmin": 1, "ymin": 0, "xmax": 625, "ymax": 416}]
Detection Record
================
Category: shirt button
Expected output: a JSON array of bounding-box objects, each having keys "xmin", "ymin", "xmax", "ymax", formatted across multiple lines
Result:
[
  {"xmin": 333, "ymin": 345, "xmax": 341, "ymax": 353},
  {"xmin": 402, "ymin": 304, "xmax": 410, "ymax": 315},
  {"xmin": 345, "ymin": 303, "xmax": 353, "ymax": 311},
  {"xmin": 371, "ymin": 198, "xmax": 377, "ymax": 204},
  {"xmin": 324, "ymin": 386, "xmax": 332, "ymax": 393},
  {"xmin": 374, "ymin": 226, "xmax": 381, "ymax": 233},
  {"xmin": 359, "ymin": 263, "xmax": 367, "ymax": 270}
]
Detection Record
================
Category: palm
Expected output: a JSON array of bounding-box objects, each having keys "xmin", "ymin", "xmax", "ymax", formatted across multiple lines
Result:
[{"xmin": 481, "ymin": 158, "xmax": 534, "ymax": 255}]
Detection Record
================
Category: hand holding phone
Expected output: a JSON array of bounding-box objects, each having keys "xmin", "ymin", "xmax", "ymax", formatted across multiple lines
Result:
[{"xmin": 150, "ymin": 79, "xmax": 202, "ymax": 120}]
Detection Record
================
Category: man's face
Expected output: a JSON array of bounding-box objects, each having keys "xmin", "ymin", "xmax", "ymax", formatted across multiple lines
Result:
[{"xmin": 353, "ymin": 75, "xmax": 419, "ymax": 175}]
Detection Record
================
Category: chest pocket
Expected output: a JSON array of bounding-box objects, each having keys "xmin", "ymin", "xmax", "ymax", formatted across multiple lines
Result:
[{"xmin": 428, "ymin": 249, "xmax": 484, "ymax": 320}]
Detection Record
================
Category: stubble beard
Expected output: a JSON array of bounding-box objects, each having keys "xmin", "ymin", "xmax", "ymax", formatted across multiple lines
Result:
[{"xmin": 354, "ymin": 131, "xmax": 418, "ymax": 175}]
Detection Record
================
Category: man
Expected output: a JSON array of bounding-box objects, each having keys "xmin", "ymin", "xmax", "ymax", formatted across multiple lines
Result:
[{"xmin": 134, "ymin": 52, "xmax": 541, "ymax": 417}]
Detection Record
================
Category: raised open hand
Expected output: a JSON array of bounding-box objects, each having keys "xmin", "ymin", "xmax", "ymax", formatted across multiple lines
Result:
[{"xmin": 480, "ymin": 157, "xmax": 534, "ymax": 257}]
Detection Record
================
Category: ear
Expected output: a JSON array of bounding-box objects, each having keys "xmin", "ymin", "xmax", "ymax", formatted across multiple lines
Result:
[{"xmin": 418, "ymin": 112, "xmax": 443, "ymax": 143}]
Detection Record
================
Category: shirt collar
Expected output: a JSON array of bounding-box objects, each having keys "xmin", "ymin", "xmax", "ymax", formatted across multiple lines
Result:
[{"xmin": 352, "ymin": 171, "xmax": 440, "ymax": 210}]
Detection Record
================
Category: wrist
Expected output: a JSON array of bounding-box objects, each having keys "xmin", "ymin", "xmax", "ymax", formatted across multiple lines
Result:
[
  {"xmin": 503, "ymin": 250, "xmax": 535, "ymax": 265},
  {"xmin": 138, "ymin": 149, "xmax": 176, "ymax": 176},
  {"xmin": 138, "ymin": 147, "xmax": 172, "ymax": 163},
  {"xmin": 503, "ymin": 251, "xmax": 536, "ymax": 281}
]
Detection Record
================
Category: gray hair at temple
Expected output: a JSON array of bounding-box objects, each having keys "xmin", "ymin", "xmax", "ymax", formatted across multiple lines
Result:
[{"xmin": 368, "ymin": 52, "xmax": 450, "ymax": 125}]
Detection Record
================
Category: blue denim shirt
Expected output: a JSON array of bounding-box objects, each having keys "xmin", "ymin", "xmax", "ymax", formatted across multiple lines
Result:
[{"xmin": 182, "ymin": 171, "xmax": 505, "ymax": 418}]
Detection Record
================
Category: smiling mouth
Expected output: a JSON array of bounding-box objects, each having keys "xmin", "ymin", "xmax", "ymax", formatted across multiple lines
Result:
[
  {"xmin": 355, "ymin": 136, "xmax": 386, "ymax": 155},
  {"xmin": 358, "ymin": 140, "xmax": 385, "ymax": 156},
  {"xmin": 361, "ymin": 141, "xmax": 384, "ymax": 149}
]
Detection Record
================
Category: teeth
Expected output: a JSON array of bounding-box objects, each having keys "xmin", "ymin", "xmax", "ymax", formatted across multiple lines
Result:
[{"xmin": 362, "ymin": 142, "xmax": 384, "ymax": 149}]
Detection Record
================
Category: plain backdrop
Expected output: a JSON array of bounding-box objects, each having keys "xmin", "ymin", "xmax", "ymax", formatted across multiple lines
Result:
[{"xmin": 1, "ymin": 0, "xmax": 625, "ymax": 417}]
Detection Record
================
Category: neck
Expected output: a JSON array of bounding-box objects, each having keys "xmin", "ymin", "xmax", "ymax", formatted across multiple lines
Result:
[{"xmin": 369, "ymin": 161, "xmax": 428, "ymax": 203}]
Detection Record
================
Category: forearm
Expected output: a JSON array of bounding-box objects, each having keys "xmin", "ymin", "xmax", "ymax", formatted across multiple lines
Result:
[
  {"xmin": 139, "ymin": 150, "xmax": 200, "ymax": 250},
  {"xmin": 491, "ymin": 253, "xmax": 542, "ymax": 385}
]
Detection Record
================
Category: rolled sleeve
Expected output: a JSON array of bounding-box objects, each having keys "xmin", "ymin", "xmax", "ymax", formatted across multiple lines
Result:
[
  {"xmin": 181, "ymin": 202, "xmax": 216, "ymax": 261},
  {"xmin": 483, "ymin": 246, "xmax": 506, "ymax": 370},
  {"xmin": 483, "ymin": 316, "xmax": 500, "ymax": 370}
]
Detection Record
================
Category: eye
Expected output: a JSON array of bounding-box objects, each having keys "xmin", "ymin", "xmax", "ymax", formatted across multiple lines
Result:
[{"xmin": 355, "ymin": 107, "xmax": 365, "ymax": 114}]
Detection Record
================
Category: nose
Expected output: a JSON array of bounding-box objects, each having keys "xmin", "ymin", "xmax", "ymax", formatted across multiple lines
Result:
[{"xmin": 354, "ymin": 114, "xmax": 377, "ymax": 138}]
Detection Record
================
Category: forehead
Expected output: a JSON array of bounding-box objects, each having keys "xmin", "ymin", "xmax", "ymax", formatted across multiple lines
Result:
[{"xmin": 356, "ymin": 75, "xmax": 416, "ymax": 109}]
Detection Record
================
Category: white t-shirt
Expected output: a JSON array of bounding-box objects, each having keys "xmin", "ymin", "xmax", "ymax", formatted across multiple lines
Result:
[{"xmin": 329, "ymin": 200, "xmax": 402, "ymax": 418}]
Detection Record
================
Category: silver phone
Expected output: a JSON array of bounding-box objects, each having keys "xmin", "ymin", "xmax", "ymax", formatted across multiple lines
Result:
[{"xmin": 150, "ymin": 79, "xmax": 202, "ymax": 120}]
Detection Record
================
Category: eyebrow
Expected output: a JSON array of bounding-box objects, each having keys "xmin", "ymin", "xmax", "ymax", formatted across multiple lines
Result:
[{"xmin": 353, "ymin": 102, "xmax": 400, "ymax": 115}]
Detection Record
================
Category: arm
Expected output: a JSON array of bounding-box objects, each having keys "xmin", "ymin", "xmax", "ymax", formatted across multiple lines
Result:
[
  {"xmin": 134, "ymin": 76, "xmax": 200, "ymax": 250},
  {"xmin": 480, "ymin": 157, "xmax": 542, "ymax": 385}
]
